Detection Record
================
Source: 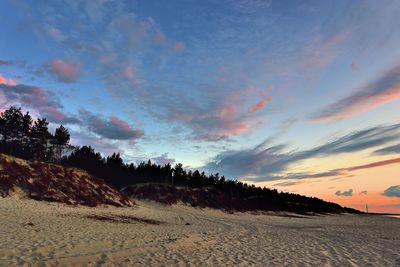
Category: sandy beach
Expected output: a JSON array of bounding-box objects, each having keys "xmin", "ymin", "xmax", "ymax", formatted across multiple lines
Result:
[{"xmin": 0, "ymin": 197, "xmax": 399, "ymax": 266}]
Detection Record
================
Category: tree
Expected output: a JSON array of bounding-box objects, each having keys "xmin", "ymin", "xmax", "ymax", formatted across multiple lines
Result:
[
  {"xmin": 54, "ymin": 125, "xmax": 70, "ymax": 162},
  {"xmin": 106, "ymin": 153, "xmax": 124, "ymax": 167},
  {"xmin": 31, "ymin": 118, "xmax": 51, "ymax": 160},
  {"xmin": 0, "ymin": 107, "xmax": 23, "ymax": 143},
  {"xmin": 0, "ymin": 107, "xmax": 32, "ymax": 157}
]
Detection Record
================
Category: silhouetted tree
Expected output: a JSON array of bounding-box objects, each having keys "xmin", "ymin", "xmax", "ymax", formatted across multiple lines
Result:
[
  {"xmin": 0, "ymin": 105, "xmax": 358, "ymax": 214},
  {"xmin": 54, "ymin": 125, "xmax": 70, "ymax": 162},
  {"xmin": 31, "ymin": 118, "xmax": 52, "ymax": 160}
]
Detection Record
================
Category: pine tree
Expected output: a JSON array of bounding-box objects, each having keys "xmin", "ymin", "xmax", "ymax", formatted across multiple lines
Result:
[{"xmin": 54, "ymin": 125, "xmax": 70, "ymax": 162}]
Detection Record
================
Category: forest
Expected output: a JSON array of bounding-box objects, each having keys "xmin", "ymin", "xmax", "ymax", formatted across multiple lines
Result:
[{"xmin": 0, "ymin": 106, "xmax": 359, "ymax": 213}]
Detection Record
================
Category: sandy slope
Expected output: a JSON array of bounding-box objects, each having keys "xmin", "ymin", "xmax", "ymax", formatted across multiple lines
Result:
[
  {"xmin": 0, "ymin": 197, "xmax": 399, "ymax": 266},
  {"xmin": 0, "ymin": 154, "xmax": 134, "ymax": 207}
]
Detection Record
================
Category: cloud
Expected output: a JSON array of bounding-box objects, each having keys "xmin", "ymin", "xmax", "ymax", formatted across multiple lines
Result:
[
  {"xmin": 304, "ymin": 32, "xmax": 350, "ymax": 70},
  {"xmin": 174, "ymin": 41, "xmax": 186, "ymax": 53},
  {"xmin": 164, "ymin": 87, "xmax": 267, "ymax": 141},
  {"xmin": 44, "ymin": 59, "xmax": 80, "ymax": 83},
  {"xmin": 0, "ymin": 60, "xmax": 12, "ymax": 66},
  {"xmin": 0, "ymin": 74, "xmax": 16, "ymax": 85},
  {"xmin": 248, "ymin": 100, "xmax": 265, "ymax": 113},
  {"xmin": 341, "ymin": 157, "xmax": 400, "ymax": 172},
  {"xmin": 0, "ymin": 83, "xmax": 78, "ymax": 124},
  {"xmin": 248, "ymin": 93, "xmax": 272, "ymax": 113},
  {"xmin": 15, "ymin": 1, "xmax": 277, "ymax": 142},
  {"xmin": 151, "ymin": 153, "xmax": 176, "ymax": 166},
  {"xmin": 272, "ymin": 181, "xmax": 299, "ymax": 187},
  {"xmin": 311, "ymin": 65, "xmax": 400, "ymax": 122},
  {"xmin": 374, "ymin": 144, "xmax": 400, "ymax": 155},
  {"xmin": 383, "ymin": 185, "xmax": 400, "ymax": 197},
  {"xmin": 45, "ymin": 25, "xmax": 66, "ymax": 41},
  {"xmin": 335, "ymin": 189, "xmax": 353, "ymax": 196},
  {"xmin": 359, "ymin": 190, "xmax": 368, "ymax": 195},
  {"xmin": 0, "ymin": 82, "xmax": 144, "ymax": 141},
  {"xmin": 120, "ymin": 66, "xmax": 136, "ymax": 80},
  {"xmin": 78, "ymin": 109, "xmax": 144, "ymax": 140},
  {"xmin": 204, "ymin": 122, "xmax": 400, "ymax": 181},
  {"xmin": 70, "ymin": 130, "xmax": 122, "ymax": 156}
]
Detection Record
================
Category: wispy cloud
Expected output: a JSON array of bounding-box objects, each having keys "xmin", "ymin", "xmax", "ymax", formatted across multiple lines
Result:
[
  {"xmin": 311, "ymin": 65, "xmax": 400, "ymax": 122},
  {"xmin": 205, "ymin": 123, "xmax": 400, "ymax": 181},
  {"xmin": 266, "ymin": 157, "xmax": 400, "ymax": 182},
  {"xmin": 374, "ymin": 144, "xmax": 400, "ymax": 155},
  {"xmin": 164, "ymin": 87, "xmax": 266, "ymax": 141},
  {"xmin": 248, "ymin": 93, "xmax": 272, "ymax": 113},
  {"xmin": 304, "ymin": 32, "xmax": 350, "ymax": 70},
  {"xmin": 272, "ymin": 181, "xmax": 300, "ymax": 187}
]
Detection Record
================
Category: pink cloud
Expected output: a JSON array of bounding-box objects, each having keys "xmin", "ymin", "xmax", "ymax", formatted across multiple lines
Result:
[
  {"xmin": 120, "ymin": 66, "xmax": 136, "ymax": 79},
  {"xmin": 8, "ymin": 79, "xmax": 16, "ymax": 86},
  {"xmin": 110, "ymin": 115, "xmax": 133, "ymax": 132},
  {"xmin": 249, "ymin": 100, "xmax": 266, "ymax": 113},
  {"xmin": 45, "ymin": 59, "xmax": 79, "ymax": 83},
  {"xmin": 174, "ymin": 88, "xmax": 265, "ymax": 140},
  {"xmin": 248, "ymin": 92, "xmax": 272, "ymax": 113},
  {"xmin": 312, "ymin": 65, "xmax": 400, "ymax": 122},
  {"xmin": 0, "ymin": 74, "xmax": 6, "ymax": 84},
  {"xmin": 0, "ymin": 73, "xmax": 16, "ymax": 85},
  {"xmin": 0, "ymin": 83, "xmax": 78, "ymax": 124},
  {"xmin": 79, "ymin": 109, "xmax": 144, "ymax": 140},
  {"xmin": 174, "ymin": 41, "xmax": 186, "ymax": 53},
  {"xmin": 304, "ymin": 32, "xmax": 350, "ymax": 69},
  {"xmin": 343, "ymin": 157, "xmax": 400, "ymax": 172}
]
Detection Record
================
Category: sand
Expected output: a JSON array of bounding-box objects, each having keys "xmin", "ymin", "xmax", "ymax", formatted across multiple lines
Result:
[{"xmin": 0, "ymin": 197, "xmax": 399, "ymax": 266}]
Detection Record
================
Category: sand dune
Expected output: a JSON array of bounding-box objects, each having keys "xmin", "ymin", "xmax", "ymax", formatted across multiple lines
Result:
[
  {"xmin": 0, "ymin": 197, "xmax": 399, "ymax": 266},
  {"xmin": 0, "ymin": 154, "xmax": 133, "ymax": 207}
]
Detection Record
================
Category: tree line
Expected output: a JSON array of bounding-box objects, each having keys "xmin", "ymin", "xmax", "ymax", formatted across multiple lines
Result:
[
  {"xmin": 0, "ymin": 106, "xmax": 358, "ymax": 213},
  {"xmin": 0, "ymin": 106, "xmax": 70, "ymax": 162}
]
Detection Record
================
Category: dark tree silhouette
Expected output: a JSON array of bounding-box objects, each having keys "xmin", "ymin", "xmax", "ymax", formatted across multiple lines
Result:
[
  {"xmin": 54, "ymin": 125, "xmax": 70, "ymax": 162},
  {"xmin": 0, "ymin": 106, "xmax": 360, "ymax": 214}
]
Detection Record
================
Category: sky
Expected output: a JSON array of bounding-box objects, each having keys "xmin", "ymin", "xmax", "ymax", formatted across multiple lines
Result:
[{"xmin": 0, "ymin": 0, "xmax": 399, "ymax": 213}]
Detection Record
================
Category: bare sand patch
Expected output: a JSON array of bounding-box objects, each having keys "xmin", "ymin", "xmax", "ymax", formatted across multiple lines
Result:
[{"xmin": 0, "ymin": 197, "xmax": 399, "ymax": 266}]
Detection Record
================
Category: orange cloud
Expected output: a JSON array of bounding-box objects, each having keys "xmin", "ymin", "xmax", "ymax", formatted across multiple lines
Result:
[
  {"xmin": 314, "ymin": 85, "xmax": 400, "ymax": 122},
  {"xmin": 343, "ymin": 157, "xmax": 400, "ymax": 172},
  {"xmin": 248, "ymin": 92, "xmax": 272, "ymax": 113},
  {"xmin": 312, "ymin": 65, "xmax": 400, "ymax": 122},
  {"xmin": 0, "ymin": 74, "xmax": 6, "ymax": 84},
  {"xmin": 249, "ymin": 100, "xmax": 265, "ymax": 113},
  {"xmin": 0, "ymin": 74, "xmax": 17, "ymax": 85}
]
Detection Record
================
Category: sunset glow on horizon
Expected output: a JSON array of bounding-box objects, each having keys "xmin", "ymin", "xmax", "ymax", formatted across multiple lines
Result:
[{"xmin": 1, "ymin": 0, "xmax": 399, "ymax": 213}]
